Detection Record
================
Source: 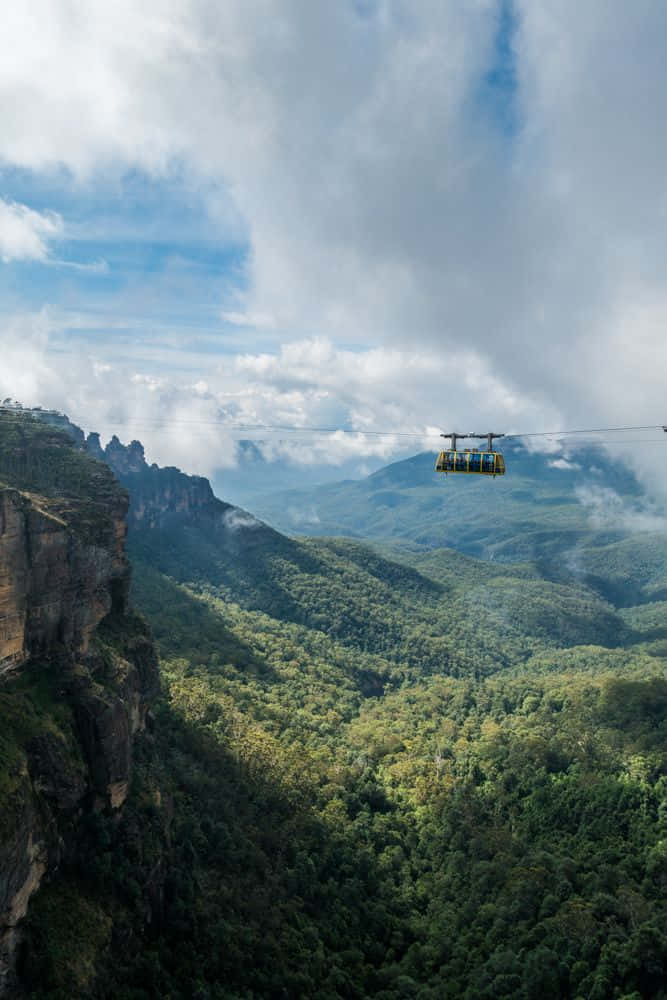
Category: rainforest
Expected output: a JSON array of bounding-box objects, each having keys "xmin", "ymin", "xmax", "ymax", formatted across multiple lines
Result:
[{"xmin": 0, "ymin": 411, "xmax": 665, "ymax": 999}]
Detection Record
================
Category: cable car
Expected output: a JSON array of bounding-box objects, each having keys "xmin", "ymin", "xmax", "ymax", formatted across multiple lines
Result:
[{"xmin": 435, "ymin": 432, "xmax": 506, "ymax": 477}]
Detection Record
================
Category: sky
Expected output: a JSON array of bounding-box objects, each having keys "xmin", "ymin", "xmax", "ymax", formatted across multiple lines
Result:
[{"xmin": 0, "ymin": 1, "xmax": 666, "ymax": 493}]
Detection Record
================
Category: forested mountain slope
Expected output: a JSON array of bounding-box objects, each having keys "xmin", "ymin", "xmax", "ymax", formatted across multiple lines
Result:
[
  {"xmin": 248, "ymin": 443, "xmax": 666, "ymax": 562},
  {"xmin": 2, "ymin": 412, "xmax": 666, "ymax": 998},
  {"xmin": 122, "ymin": 440, "xmax": 666, "ymax": 998},
  {"xmin": 125, "ymin": 516, "xmax": 667, "ymax": 999},
  {"xmin": 130, "ymin": 533, "xmax": 632, "ymax": 676}
]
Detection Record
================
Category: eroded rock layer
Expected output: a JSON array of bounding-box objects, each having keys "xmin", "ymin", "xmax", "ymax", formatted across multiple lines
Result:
[
  {"xmin": 0, "ymin": 489, "xmax": 128, "ymax": 674},
  {"xmin": 0, "ymin": 412, "xmax": 158, "ymax": 994}
]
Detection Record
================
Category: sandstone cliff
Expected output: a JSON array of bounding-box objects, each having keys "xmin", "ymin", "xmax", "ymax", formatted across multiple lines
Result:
[
  {"xmin": 0, "ymin": 488, "xmax": 127, "ymax": 676},
  {"xmin": 0, "ymin": 412, "xmax": 158, "ymax": 994},
  {"xmin": 23, "ymin": 408, "xmax": 239, "ymax": 529},
  {"xmin": 102, "ymin": 434, "xmax": 231, "ymax": 529}
]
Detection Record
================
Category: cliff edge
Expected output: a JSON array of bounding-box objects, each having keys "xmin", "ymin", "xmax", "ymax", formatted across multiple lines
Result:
[{"xmin": 0, "ymin": 412, "xmax": 158, "ymax": 994}]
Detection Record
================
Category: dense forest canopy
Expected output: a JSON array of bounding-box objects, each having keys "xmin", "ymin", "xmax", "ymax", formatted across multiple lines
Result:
[{"xmin": 2, "ymin": 416, "xmax": 665, "ymax": 998}]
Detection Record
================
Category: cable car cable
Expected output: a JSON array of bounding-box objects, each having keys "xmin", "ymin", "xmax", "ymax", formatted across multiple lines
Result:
[
  {"xmin": 1, "ymin": 406, "xmax": 665, "ymax": 443},
  {"xmin": 87, "ymin": 418, "xmax": 667, "ymax": 440}
]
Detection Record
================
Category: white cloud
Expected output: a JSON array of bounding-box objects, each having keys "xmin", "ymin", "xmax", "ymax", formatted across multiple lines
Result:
[
  {"xmin": 0, "ymin": 315, "xmax": 545, "ymax": 477},
  {"xmin": 575, "ymin": 485, "xmax": 667, "ymax": 534},
  {"xmin": 222, "ymin": 310, "xmax": 276, "ymax": 329},
  {"xmin": 222, "ymin": 508, "xmax": 262, "ymax": 531},
  {"xmin": 286, "ymin": 506, "xmax": 321, "ymax": 527},
  {"xmin": 548, "ymin": 458, "xmax": 581, "ymax": 471},
  {"xmin": 1, "ymin": 314, "xmax": 665, "ymax": 509},
  {"xmin": 0, "ymin": 311, "xmax": 55, "ymax": 398},
  {"xmin": 50, "ymin": 257, "xmax": 109, "ymax": 273},
  {"xmin": 0, "ymin": 2, "xmax": 666, "ymax": 492},
  {"xmin": 0, "ymin": 200, "xmax": 62, "ymax": 262}
]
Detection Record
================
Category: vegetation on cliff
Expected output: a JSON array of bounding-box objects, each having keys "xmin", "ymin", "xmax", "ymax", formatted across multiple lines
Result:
[{"xmin": 0, "ymin": 411, "xmax": 127, "ymax": 546}]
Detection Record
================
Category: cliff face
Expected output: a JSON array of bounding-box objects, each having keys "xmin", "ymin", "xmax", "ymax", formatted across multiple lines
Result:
[
  {"xmin": 0, "ymin": 413, "xmax": 158, "ymax": 994},
  {"xmin": 20, "ymin": 406, "xmax": 300, "ymax": 620},
  {"xmin": 22, "ymin": 408, "xmax": 264, "ymax": 535},
  {"xmin": 103, "ymin": 435, "xmax": 229, "ymax": 528},
  {"xmin": 0, "ymin": 489, "xmax": 128, "ymax": 675}
]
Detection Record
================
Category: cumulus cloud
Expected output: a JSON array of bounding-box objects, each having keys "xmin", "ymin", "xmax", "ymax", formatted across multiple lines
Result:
[
  {"xmin": 2, "ymin": 313, "xmax": 665, "ymax": 508},
  {"xmin": 0, "ymin": 311, "xmax": 236, "ymax": 475},
  {"xmin": 0, "ymin": 309, "xmax": 552, "ymax": 481},
  {"xmin": 0, "ymin": 316, "xmax": 528, "ymax": 473},
  {"xmin": 0, "ymin": 199, "xmax": 62, "ymax": 262},
  {"xmin": 0, "ymin": 3, "xmax": 666, "ymax": 490},
  {"xmin": 0, "ymin": 311, "xmax": 56, "ymax": 396},
  {"xmin": 549, "ymin": 458, "xmax": 581, "ymax": 471}
]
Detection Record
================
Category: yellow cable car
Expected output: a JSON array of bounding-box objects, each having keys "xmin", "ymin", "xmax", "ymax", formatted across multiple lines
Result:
[{"xmin": 435, "ymin": 432, "xmax": 506, "ymax": 477}]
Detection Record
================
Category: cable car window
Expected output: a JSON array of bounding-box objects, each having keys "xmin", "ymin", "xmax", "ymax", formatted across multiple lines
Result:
[
  {"xmin": 455, "ymin": 454, "xmax": 467, "ymax": 471},
  {"xmin": 468, "ymin": 454, "xmax": 481, "ymax": 471},
  {"xmin": 483, "ymin": 454, "xmax": 495, "ymax": 472}
]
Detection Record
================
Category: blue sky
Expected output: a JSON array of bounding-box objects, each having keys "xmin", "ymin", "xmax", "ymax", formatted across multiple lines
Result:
[
  {"xmin": 0, "ymin": 164, "xmax": 258, "ymax": 370},
  {"xmin": 481, "ymin": 0, "xmax": 518, "ymax": 137},
  {"xmin": 0, "ymin": 1, "xmax": 666, "ymax": 494},
  {"xmin": 0, "ymin": 0, "xmax": 521, "ymax": 377}
]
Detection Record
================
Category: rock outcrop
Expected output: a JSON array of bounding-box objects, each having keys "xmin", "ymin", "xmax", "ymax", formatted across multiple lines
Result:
[
  {"xmin": 0, "ymin": 412, "xmax": 158, "ymax": 994},
  {"xmin": 102, "ymin": 434, "xmax": 229, "ymax": 528},
  {"xmin": 0, "ymin": 488, "xmax": 128, "ymax": 675},
  {"xmin": 21, "ymin": 407, "xmax": 267, "ymax": 536}
]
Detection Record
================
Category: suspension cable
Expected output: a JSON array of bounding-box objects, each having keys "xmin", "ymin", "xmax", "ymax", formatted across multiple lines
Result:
[{"xmin": 0, "ymin": 407, "xmax": 664, "ymax": 444}]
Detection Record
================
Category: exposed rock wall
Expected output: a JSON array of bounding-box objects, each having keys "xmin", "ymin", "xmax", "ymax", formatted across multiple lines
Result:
[
  {"xmin": 0, "ymin": 488, "xmax": 129, "ymax": 675},
  {"xmin": 24, "ymin": 407, "xmax": 258, "ymax": 533},
  {"xmin": 0, "ymin": 414, "xmax": 158, "ymax": 994},
  {"xmin": 102, "ymin": 435, "xmax": 231, "ymax": 528},
  {"xmin": 0, "ymin": 491, "xmax": 29, "ymax": 672}
]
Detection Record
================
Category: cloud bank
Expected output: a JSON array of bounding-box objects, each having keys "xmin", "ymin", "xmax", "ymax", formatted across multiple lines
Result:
[
  {"xmin": 0, "ymin": 314, "xmax": 548, "ymax": 476},
  {"xmin": 575, "ymin": 484, "xmax": 667, "ymax": 534},
  {"xmin": 0, "ymin": 2, "xmax": 666, "ymax": 491}
]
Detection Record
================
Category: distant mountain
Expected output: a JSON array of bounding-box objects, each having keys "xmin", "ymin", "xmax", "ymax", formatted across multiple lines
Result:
[
  {"xmin": 248, "ymin": 442, "xmax": 665, "ymax": 562},
  {"xmin": 24, "ymin": 408, "xmax": 666, "ymax": 613},
  {"xmin": 21, "ymin": 409, "xmax": 667, "ymax": 612}
]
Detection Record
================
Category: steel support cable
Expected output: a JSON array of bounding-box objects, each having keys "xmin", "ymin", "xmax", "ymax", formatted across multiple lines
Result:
[
  {"xmin": 1, "ymin": 407, "xmax": 665, "ymax": 443},
  {"xmin": 218, "ymin": 437, "xmax": 667, "ymax": 445},
  {"xmin": 68, "ymin": 417, "xmax": 667, "ymax": 440}
]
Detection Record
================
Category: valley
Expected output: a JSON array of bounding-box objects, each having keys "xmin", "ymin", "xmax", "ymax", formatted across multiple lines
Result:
[{"xmin": 0, "ymin": 412, "xmax": 666, "ymax": 998}]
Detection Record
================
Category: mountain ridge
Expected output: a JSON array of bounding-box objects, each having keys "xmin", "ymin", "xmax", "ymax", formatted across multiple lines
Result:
[{"xmin": 248, "ymin": 445, "xmax": 667, "ymax": 591}]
